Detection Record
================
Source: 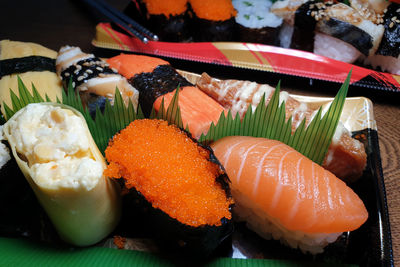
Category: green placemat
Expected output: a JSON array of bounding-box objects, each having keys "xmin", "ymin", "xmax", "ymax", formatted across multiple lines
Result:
[{"xmin": 0, "ymin": 237, "xmax": 357, "ymax": 267}]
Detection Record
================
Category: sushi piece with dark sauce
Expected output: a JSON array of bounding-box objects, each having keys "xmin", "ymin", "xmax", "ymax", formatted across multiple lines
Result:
[
  {"xmin": 105, "ymin": 119, "xmax": 234, "ymax": 256},
  {"xmin": 56, "ymin": 46, "xmax": 139, "ymax": 117},
  {"xmin": 364, "ymin": 2, "xmax": 400, "ymax": 74},
  {"xmin": 271, "ymin": 0, "xmax": 385, "ymax": 63}
]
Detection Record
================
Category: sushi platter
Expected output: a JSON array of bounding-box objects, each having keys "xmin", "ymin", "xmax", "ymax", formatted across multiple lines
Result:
[
  {"xmin": 0, "ymin": 39, "xmax": 394, "ymax": 267},
  {"xmin": 90, "ymin": 0, "xmax": 400, "ymax": 96}
]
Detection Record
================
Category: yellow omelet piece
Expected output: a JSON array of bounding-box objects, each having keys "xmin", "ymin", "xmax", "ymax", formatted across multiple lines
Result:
[{"xmin": 0, "ymin": 40, "xmax": 62, "ymax": 118}]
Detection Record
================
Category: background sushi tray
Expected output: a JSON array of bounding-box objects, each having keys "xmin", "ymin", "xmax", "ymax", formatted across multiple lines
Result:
[
  {"xmin": 0, "ymin": 65, "xmax": 393, "ymax": 266},
  {"xmin": 91, "ymin": 0, "xmax": 400, "ymax": 100}
]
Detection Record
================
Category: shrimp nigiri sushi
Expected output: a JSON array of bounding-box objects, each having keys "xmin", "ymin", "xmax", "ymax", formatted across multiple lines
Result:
[{"xmin": 211, "ymin": 136, "xmax": 368, "ymax": 254}]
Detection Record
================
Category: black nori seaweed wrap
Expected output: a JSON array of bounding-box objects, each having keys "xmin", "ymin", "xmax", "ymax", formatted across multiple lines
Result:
[
  {"xmin": 236, "ymin": 24, "xmax": 281, "ymax": 46},
  {"xmin": 60, "ymin": 57, "xmax": 116, "ymax": 89},
  {"xmin": 0, "ymin": 56, "xmax": 56, "ymax": 79},
  {"xmin": 291, "ymin": 1, "xmax": 333, "ymax": 52},
  {"xmin": 129, "ymin": 64, "xmax": 192, "ymax": 116},
  {"xmin": 376, "ymin": 3, "xmax": 400, "ymax": 58},
  {"xmin": 59, "ymin": 57, "xmax": 117, "ymax": 116},
  {"xmin": 124, "ymin": 0, "xmax": 192, "ymax": 42},
  {"xmin": 117, "ymin": 137, "xmax": 234, "ymax": 257},
  {"xmin": 191, "ymin": 17, "xmax": 237, "ymax": 42}
]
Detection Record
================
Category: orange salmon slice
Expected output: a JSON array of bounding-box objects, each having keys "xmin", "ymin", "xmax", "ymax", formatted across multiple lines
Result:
[
  {"xmin": 153, "ymin": 86, "xmax": 226, "ymax": 139},
  {"xmin": 211, "ymin": 136, "xmax": 368, "ymax": 234}
]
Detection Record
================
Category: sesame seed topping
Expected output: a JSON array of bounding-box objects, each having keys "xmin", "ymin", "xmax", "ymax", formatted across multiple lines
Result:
[{"xmin": 389, "ymin": 21, "xmax": 394, "ymax": 28}]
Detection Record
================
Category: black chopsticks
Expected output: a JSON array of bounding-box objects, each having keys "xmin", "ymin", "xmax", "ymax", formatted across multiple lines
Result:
[{"xmin": 83, "ymin": 0, "xmax": 158, "ymax": 43}]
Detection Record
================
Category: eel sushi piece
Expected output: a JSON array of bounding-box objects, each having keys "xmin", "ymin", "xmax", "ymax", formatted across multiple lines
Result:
[
  {"xmin": 56, "ymin": 46, "xmax": 139, "ymax": 116},
  {"xmin": 0, "ymin": 40, "xmax": 62, "ymax": 117},
  {"xmin": 196, "ymin": 73, "xmax": 367, "ymax": 182},
  {"xmin": 189, "ymin": 0, "xmax": 237, "ymax": 42},
  {"xmin": 3, "ymin": 103, "xmax": 121, "ymax": 246},
  {"xmin": 125, "ymin": 0, "xmax": 191, "ymax": 42},
  {"xmin": 232, "ymin": 0, "xmax": 283, "ymax": 45},
  {"xmin": 107, "ymin": 54, "xmax": 226, "ymax": 139},
  {"xmin": 364, "ymin": 2, "xmax": 400, "ymax": 74},
  {"xmin": 211, "ymin": 136, "xmax": 368, "ymax": 254},
  {"xmin": 271, "ymin": 0, "xmax": 385, "ymax": 62},
  {"xmin": 105, "ymin": 119, "xmax": 234, "ymax": 256}
]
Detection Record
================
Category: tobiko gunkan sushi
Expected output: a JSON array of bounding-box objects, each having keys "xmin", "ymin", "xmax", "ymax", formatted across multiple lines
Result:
[
  {"xmin": 105, "ymin": 119, "xmax": 234, "ymax": 255},
  {"xmin": 125, "ymin": 0, "xmax": 191, "ymax": 42}
]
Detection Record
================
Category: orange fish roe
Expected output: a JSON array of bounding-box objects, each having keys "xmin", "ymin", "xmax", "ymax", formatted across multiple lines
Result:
[
  {"xmin": 113, "ymin": 235, "xmax": 126, "ymax": 249},
  {"xmin": 189, "ymin": 0, "xmax": 237, "ymax": 21},
  {"xmin": 107, "ymin": 54, "xmax": 169, "ymax": 78},
  {"xmin": 105, "ymin": 119, "xmax": 233, "ymax": 227},
  {"xmin": 143, "ymin": 0, "xmax": 188, "ymax": 18}
]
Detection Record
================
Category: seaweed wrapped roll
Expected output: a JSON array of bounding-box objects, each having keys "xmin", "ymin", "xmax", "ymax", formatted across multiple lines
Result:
[
  {"xmin": 233, "ymin": 0, "xmax": 283, "ymax": 45},
  {"xmin": 125, "ymin": 0, "xmax": 191, "ymax": 42},
  {"xmin": 105, "ymin": 119, "xmax": 233, "ymax": 256},
  {"xmin": 189, "ymin": 0, "xmax": 237, "ymax": 42}
]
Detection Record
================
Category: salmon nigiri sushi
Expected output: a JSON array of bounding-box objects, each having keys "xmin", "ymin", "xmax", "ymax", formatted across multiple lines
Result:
[{"xmin": 211, "ymin": 136, "xmax": 368, "ymax": 254}]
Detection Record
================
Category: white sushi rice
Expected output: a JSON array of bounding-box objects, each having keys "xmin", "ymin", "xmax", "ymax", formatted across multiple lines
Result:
[
  {"xmin": 232, "ymin": 188, "xmax": 342, "ymax": 254},
  {"xmin": 233, "ymin": 0, "xmax": 282, "ymax": 29},
  {"xmin": 314, "ymin": 33, "xmax": 362, "ymax": 63},
  {"xmin": 278, "ymin": 22, "xmax": 294, "ymax": 48}
]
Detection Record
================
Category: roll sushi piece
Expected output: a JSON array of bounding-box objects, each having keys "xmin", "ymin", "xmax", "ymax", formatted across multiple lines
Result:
[
  {"xmin": 189, "ymin": 0, "xmax": 237, "ymax": 42},
  {"xmin": 56, "ymin": 46, "xmax": 139, "ymax": 117},
  {"xmin": 271, "ymin": 0, "xmax": 385, "ymax": 63},
  {"xmin": 125, "ymin": 0, "xmax": 191, "ymax": 42},
  {"xmin": 363, "ymin": 2, "xmax": 400, "ymax": 74},
  {"xmin": 196, "ymin": 73, "xmax": 367, "ymax": 182},
  {"xmin": 211, "ymin": 136, "xmax": 368, "ymax": 254},
  {"xmin": 105, "ymin": 119, "xmax": 234, "ymax": 256},
  {"xmin": 0, "ymin": 40, "xmax": 62, "ymax": 117},
  {"xmin": 3, "ymin": 103, "xmax": 121, "ymax": 246},
  {"xmin": 233, "ymin": 0, "xmax": 283, "ymax": 45},
  {"xmin": 107, "ymin": 54, "xmax": 226, "ymax": 139}
]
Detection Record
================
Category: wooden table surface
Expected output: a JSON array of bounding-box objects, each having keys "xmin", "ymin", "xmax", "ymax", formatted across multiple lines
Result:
[{"xmin": 1, "ymin": 0, "xmax": 399, "ymax": 266}]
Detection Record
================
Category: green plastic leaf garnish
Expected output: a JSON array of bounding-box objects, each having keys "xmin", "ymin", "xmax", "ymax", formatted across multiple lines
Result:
[
  {"xmin": 4, "ymin": 70, "xmax": 350, "ymax": 164},
  {"xmin": 3, "ymin": 77, "xmax": 144, "ymax": 154},
  {"xmin": 198, "ymin": 71, "xmax": 351, "ymax": 165}
]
